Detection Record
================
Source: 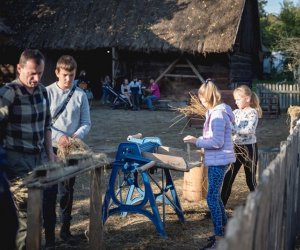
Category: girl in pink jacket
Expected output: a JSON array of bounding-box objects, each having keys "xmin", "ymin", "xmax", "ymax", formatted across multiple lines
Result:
[{"xmin": 183, "ymin": 79, "xmax": 236, "ymax": 250}]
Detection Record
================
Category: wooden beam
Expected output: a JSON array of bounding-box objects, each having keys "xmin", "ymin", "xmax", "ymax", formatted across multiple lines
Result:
[
  {"xmin": 155, "ymin": 58, "xmax": 180, "ymax": 83},
  {"xmin": 27, "ymin": 188, "xmax": 42, "ymax": 250},
  {"xmin": 112, "ymin": 47, "xmax": 116, "ymax": 87},
  {"xmin": 89, "ymin": 167, "xmax": 103, "ymax": 250},
  {"xmin": 164, "ymin": 74, "xmax": 199, "ymax": 78},
  {"xmin": 185, "ymin": 58, "xmax": 206, "ymax": 83},
  {"xmin": 174, "ymin": 64, "xmax": 190, "ymax": 68}
]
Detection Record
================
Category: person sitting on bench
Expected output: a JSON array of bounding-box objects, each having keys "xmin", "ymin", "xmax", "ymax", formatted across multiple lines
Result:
[{"xmin": 144, "ymin": 77, "xmax": 160, "ymax": 111}]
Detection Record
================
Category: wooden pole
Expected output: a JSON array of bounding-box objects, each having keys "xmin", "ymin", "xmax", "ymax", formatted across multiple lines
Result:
[
  {"xmin": 112, "ymin": 47, "xmax": 116, "ymax": 87},
  {"xmin": 26, "ymin": 188, "xmax": 42, "ymax": 250},
  {"xmin": 89, "ymin": 167, "xmax": 103, "ymax": 250},
  {"xmin": 258, "ymin": 148, "xmax": 279, "ymax": 179}
]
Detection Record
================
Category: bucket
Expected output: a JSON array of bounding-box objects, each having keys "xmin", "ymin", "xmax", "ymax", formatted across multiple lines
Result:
[{"xmin": 182, "ymin": 165, "xmax": 207, "ymax": 202}]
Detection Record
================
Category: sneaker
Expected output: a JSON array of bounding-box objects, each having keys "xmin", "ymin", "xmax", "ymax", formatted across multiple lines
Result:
[
  {"xmin": 60, "ymin": 229, "xmax": 75, "ymax": 242},
  {"xmin": 199, "ymin": 239, "xmax": 216, "ymax": 250}
]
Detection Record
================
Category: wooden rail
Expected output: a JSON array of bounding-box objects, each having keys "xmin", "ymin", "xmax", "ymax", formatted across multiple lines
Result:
[{"xmin": 256, "ymin": 83, "xmax": 300, "ymax": 110}]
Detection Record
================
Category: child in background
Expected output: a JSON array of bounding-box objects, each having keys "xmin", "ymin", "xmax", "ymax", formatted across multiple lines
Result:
[
  {"xmin": 221, "ymin": 85, "xmax": 262, "ymax": 206},
  {"xmin": 183, "ymin": 79, "xmax": 236, "ymax": 250},
  {"xmin": 120, "ymin": 78, "xmax": 133, "ymax": 107}
]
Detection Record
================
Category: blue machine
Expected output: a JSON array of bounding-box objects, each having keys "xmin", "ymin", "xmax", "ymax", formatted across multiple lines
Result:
[{"xmin": 102, "ymin": 137, "xmax": 185, "ymax": 237}]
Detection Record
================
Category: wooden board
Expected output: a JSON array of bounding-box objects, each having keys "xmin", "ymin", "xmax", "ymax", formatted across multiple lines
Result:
[
  {"xmin": 157, "ymin": 146, "xmax": 202, "ymax": 164},
  {"xmin": 142, "ymin": 147, "xmax": 201, "ymax": 172}
]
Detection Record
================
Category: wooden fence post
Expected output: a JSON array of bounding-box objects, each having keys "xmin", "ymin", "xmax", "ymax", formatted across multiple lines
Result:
[
  {"xmin": 26, "ymin": 188, "xmax": 42, "ymax": 250},
  {"xmin": 89, "ymin": 167, "xmax": 103, "ymax": 250},
  {"xmin": 258, "ymin": 148, "xmax": 279, "ymax": 179}
]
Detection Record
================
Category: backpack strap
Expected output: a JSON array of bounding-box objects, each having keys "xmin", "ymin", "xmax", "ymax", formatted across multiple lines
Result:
[{"xmin": 51, "ymin": 84, "xmax": 76, "ymax": 126}]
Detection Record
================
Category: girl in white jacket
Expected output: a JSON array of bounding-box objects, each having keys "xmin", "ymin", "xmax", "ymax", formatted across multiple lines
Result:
[{"xmin": 221, "ymin": 85, "xmax": 262, "ymax": 206}]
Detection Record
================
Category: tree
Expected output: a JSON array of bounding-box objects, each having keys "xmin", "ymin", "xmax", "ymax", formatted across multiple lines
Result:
[
  {"xmin": 260, "ymin": 0, "xmax": 300, "ymax": 49},
  {"xmin": 260, "ymin": 0, "xmax": 300, "ymax": 80},
  {"xmin": 276, "ymin": 37, "xmax": 300, "ymax": 79}
]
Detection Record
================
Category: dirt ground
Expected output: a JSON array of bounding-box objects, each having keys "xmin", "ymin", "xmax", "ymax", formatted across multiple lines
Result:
[{"xmin": 51, "ymin": 100, "xmax": 290, "ymax": 250}]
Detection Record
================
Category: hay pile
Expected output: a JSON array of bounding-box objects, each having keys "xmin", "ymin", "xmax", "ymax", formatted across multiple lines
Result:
[
  {"xmin": 287, "ymin": 106, "xmax": 300, "ymax": 119},
  {"xmin": 57, "ymin": 138, "xmax": 109, "ymax": 166},
  {"xmin": 57, "ymin": 138, "xmax": 90, "ymax": 160},
  {"xmin": 287, "ymin": 106, "xmax": 300, "ymax": 132}
]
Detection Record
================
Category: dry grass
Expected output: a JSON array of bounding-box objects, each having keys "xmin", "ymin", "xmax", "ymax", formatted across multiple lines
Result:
[
  {"xmin": 287, "ymin": 106, "xmax": 300, "ymax": 131},
  {"xmin": 57, "ymin": 138, "xmax": 90, "ymax": 160}
]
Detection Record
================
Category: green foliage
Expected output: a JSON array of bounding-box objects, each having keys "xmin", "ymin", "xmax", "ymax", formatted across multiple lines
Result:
[
  {"xmin": 258, "ymin": 0, "xmax": 268, "ymax": 17},
  {"xmin": 260, "ymin": 0, "xmax": 300, "ymax": 80},
  {"xmin": 279, "ymin": 1, "xmax": 300, "ymax": 37},
  {"xmin": 260, "ymin": 0, "xmax": 300, "ymax": 49}
]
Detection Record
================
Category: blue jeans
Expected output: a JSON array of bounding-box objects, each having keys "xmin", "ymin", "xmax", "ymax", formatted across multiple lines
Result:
[
  {"xmin": 207, "ymin": 165, "xmax": 228, "ymax": 236},
  {"xmin": 101, "ymin": 86, "xmax": 110, "ymax": 103},
  {"xmin": 145, "ymin": 95, "xmax": 158, "ymax": 109}
]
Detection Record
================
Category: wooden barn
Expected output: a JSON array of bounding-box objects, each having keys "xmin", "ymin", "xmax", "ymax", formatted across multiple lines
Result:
[{"xmin": 0, "ymin": 0, "xmax": 262, "ymax": 100}]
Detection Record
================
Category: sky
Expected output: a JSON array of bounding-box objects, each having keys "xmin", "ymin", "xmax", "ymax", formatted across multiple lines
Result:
[{"xmin": 265, "ymin": 0, "xmax": 299, "ymax": 14}]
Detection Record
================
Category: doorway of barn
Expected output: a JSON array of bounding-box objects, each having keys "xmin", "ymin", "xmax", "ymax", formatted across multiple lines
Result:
[{"xmin": 41, "ymin": 49, "xmax": 113, "ymax": 100}]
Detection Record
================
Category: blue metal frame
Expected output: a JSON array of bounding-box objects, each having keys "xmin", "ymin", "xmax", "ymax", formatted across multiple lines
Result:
[{"xmin": 102, "ymin": 137, "xmax": 185, "ymax": 237}]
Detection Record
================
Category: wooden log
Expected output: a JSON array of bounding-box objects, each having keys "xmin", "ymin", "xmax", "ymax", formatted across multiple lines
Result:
[
  {"xmin": 26, "ymin": 188, "xmax": 42, "ymax": 250},
  {"xmin": 89, "ymin": 167, "xmax": 103, "ymax": 250}
]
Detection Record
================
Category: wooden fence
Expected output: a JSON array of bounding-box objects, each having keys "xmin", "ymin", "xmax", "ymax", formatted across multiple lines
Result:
[
  {"xmin": 256, "ymin": 83, "xmax": 300, "ymax": 110},
  {"xmin": 217, "ymin": 125, "xmax": 300, "ymax": 250}
]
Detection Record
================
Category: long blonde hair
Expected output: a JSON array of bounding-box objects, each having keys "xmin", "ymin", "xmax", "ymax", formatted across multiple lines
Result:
[
  {"xmin": 234, "ymin": 85, "xmax": 262, "ymax": 118},
  {"xmin": 198, "ymin": 79, "xmax": 222, "ymax": 109}
]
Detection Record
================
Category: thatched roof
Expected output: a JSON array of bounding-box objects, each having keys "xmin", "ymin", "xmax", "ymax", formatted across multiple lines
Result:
[{"xmin": 1, "ymin": 0, "xmax": 251, "ymax": 54}]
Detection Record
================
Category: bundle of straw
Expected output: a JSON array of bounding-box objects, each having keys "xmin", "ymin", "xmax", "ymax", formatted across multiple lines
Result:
[
  {"xmin": 170, "ymin": 94, "xmax": 207, "ymax": 133},
  {"xmin": 57, "ymin": 138, "xmax": 90, "ymax": 160},
  {"xmin": 10, "ymin": 177, "xmax": 27, "ymax": 205},
  {"xmin": 287, "ymin": 105, "xmax": 300, "ymax": 132},
  {"xmin": 287, "ymin": 106, "xmax": 300, "ymax": 119},
  {"xmin": 176, "ymin": 94, "xmax": 207, "ymax": 118}
]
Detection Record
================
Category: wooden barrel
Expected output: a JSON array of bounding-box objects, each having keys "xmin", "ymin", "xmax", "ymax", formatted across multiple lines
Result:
[{"xmin": 182, "ymin": 165, "xmax": 207, "ymax": 202}]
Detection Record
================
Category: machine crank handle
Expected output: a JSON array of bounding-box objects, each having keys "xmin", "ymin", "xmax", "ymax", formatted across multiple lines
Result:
[{"xmin": 137, "ymin": 161, "xmax": 156, "ymax": 173}]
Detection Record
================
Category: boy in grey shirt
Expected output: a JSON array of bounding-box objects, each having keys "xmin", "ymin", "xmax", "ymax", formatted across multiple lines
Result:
[{"xmin": 43, "ymin": 55, "xmax": 91, "ymax": 249}]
